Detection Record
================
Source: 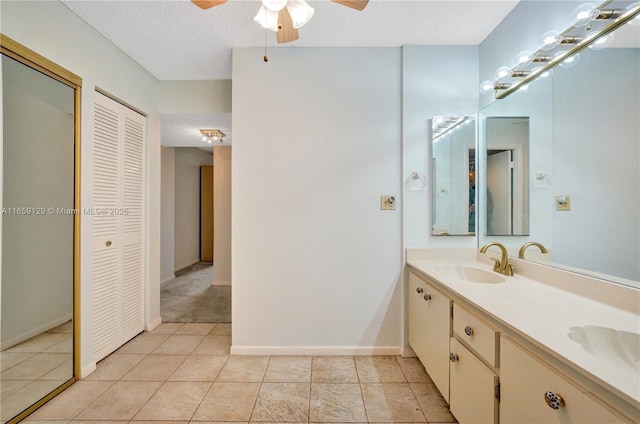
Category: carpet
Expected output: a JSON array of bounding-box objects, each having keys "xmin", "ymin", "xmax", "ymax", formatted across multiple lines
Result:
[{"xmin": 161, "ymin": 263, "xmax": 231, "ymax": 323}]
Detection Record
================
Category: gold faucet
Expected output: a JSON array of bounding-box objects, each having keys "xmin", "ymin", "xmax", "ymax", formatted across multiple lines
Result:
[
  {"xmin": 480, "ymin": 242, "xmax": 514, "ymax": 276},
  {"xmin": 518, "ymin": 241, "xmax": 548, "ymax": 259}
]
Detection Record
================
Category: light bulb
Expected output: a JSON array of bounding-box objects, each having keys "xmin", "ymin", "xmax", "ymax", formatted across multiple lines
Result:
[
  {"xmin": 254, "ymin": 5, "xmax": 280, "ymax": 31},
  {"xmin": 495, "ymin": 66, "xmax": 511, "ymax": 80},
  {"xmin": 202, "ymin": 136, "xmax": 208, "ymax": 142},
  {"xmin": 213, "ymin": 135, "xmax": 219, "ymax": 141},
  {"xmin": 286, "ymin": 0, "xmax": 314, "ymax": 29},
  {"xmin": 589, "ymin": 32, "xmax": 615, "ymax": 50},
  {"xmin": 479, "ymin": 80, "xmax": 494, "ymax": 94},
  {"xmin": 540, "ymin": 30, "xmax": 562, "ymax": 50},
  {"xmin": 570, "ymin": 3, "xmax": 599, "ymax": 27},
  {"xmin": 557, "ymin": 52, "xmax": 581, "ymax": 68},
  {"xmin": 261, "ymin": 0, "xmax": 288, "ymax": 12},
  {"xmin": 627, "ymin": 3, "xmax": 640, "ymax": 27},
  {"xmin": 515, "ymin": 50, "xmax": 533, "ymax": 66}
]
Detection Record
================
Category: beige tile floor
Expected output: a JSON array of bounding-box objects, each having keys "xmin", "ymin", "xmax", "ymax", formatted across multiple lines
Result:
[{"xmin": 24, "ymin": 323, "xmax": 457, "ymax": 423}]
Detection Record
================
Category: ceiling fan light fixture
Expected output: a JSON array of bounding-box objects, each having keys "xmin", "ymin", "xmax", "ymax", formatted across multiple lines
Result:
[
  {"xmin": 254, "ymin": 5, "xmax": 280, "ymax": 31},
  {"xmin": 286, "ymin": 0, "xmax": 314, "ymax": 29},
  {"xmin": 261, "ymin": 0, "xmax": 288, "ymax": 12}
]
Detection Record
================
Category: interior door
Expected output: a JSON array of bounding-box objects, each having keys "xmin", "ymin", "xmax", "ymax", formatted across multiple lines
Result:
[
  {"xmin": 486, "ymin": 150, "xmax": 512, "ymax": 235},
  {"xmin": 200, "ymin": 165, "xmax": 213, "ymax": 262},
  {"xmin": 92, "ymin": 92, "xmax": 146, "ymax": 363}
]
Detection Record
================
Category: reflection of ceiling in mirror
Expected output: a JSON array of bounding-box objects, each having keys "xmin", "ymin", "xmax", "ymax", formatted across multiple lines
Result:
[{"xmin": 610, "ymin": 19, "xmax": 640, "ymax": 47}]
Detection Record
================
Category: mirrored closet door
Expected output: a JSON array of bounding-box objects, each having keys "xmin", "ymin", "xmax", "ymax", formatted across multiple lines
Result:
[{"xmin": 1, "ymin": 35, "xmax": 80, "ymax": 423}]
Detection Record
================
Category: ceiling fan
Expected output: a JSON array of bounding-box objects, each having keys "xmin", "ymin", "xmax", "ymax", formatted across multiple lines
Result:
[{"xmin": 192, "ymin": 0, "xmax": 369, "ymax": 44}]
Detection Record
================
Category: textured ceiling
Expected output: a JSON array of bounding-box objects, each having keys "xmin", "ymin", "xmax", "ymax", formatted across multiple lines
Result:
[
  {"xmin": 61, "ymin": 0, "xmax": 521, "ymax": 80},
  {"xmin": 60, "ymin": 0, "xmax": 522, "ymax": 149}
]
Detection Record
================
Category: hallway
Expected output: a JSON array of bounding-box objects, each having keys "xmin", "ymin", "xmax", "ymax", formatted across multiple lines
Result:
[
  {"xmin": 161, "ymin": 263, "xmax": 231, "ymax": 323},
  {"xmin": 25, "ymin": 323, "xmax": 457, "ymax": 423}
]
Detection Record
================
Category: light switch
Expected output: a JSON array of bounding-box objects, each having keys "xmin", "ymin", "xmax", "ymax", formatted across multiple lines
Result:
[
  {"xmin": 380, "ymin": 195, "xmax": 396, "ymax": 210},
  {"xmin": 555, "ymin": 195, "xmax": 570, "ymax": 211}
]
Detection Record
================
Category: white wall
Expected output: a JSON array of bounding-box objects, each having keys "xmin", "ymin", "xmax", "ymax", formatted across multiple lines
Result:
[
  {"xmin": 402, "ymin": 45, "xmax": 480, "ymax": 249},
  {"xmin": 1, "ymin": 0, "xmax": 162, "ymax": 376},
  {"xmin": 213, "ymin": 146, "xmax": 231, "ymax": 285},
  {"xmin": 161, "ymin": 146, "xmax": 176, "ymax": 283},
  {"xmin": 232, "ymin": 47, "xmax": 403, "ymax": 353},
  {"xmin": 174, "ymin": 147, "xmax": 212, "ymax": 271}
]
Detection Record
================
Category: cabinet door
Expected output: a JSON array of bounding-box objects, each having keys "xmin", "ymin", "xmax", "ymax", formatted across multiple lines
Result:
[
  {"xmin": 408, "ymin": 272, "xmax": 452, "ymax": 402},
  {"xmin": 450, "ymin": 338, "xmax": 498, "ymax": 424},
  {"xmin": 501, "ymin": 336, "xmax": 583, "ymax": 424}
]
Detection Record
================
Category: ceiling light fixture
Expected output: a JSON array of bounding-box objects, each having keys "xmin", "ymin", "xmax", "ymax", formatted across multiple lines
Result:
[
  {"xmin": 200, "ymin": 129, "xmax": 225, "ymax": 144},
  {"xmin": 254, "ymin": 0, "xmax": 314, "ymax": 32},
  {"xmin": 481, "ymin": 0, "xmax": 640, "ymax": 100}
]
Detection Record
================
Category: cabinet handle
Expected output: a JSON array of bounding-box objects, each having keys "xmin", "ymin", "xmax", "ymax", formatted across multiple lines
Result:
[
  {"xmin": 544, "ymin": 391, "xmax": 565, "ymax": 410},
  {"xmin": 423, "ymin": 293, "xmax": 431, "ymax": 301},
  {"xmin": 416, "ymin": 287, "xmax": 423, "ymax": 294},
  {"xmin": 105, "ymin": 240, "xmax": 112, "ymax": 247},
  {"xmin": 464, "ymin": 325, "xmax": 474, "ymax": 336},
  {"xmin": 449, "ymin": 352, "xmax": 459, "ymax": 363}
]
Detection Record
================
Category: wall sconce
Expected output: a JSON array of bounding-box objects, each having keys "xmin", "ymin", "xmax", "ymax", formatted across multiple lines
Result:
[
  {"xmin": 200, "ymin": 129, "xmax": 225, "ymax": 144},
  {"xmin": 480, "ymin": 1, "xmax": 640, "ymax": 99}
]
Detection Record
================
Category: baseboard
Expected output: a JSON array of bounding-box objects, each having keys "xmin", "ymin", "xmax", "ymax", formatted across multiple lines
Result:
[
  {"xmin": 0, "ymin": 313, "xmax": 73, "ymax": 350},
  {"xmin": 174, "ymin": 259, "xmax": 200, "ymax": 273},
  {"xmin": 146, "ymin": 316, "xmax": 162, "ymax": 332},
  {"xmin": 229, "ymin": 345, "xmax": 403, "ymax": 356},
  {"xmin": 81, "ymin": 361, "xmax": 97, "ymax": 379},
  {"xmin": 402, "ymin": 346, "xmax": 417, "ymax": 358},
  {"xmin": 212, "ymin": 280, "xmax": 231, "ymax": 286},
  {"xmin": 161, "ymin": 274, "xmax": 176, "ymax": 288}
]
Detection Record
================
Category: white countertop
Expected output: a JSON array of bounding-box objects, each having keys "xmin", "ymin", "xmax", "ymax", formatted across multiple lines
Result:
[{"xmin": 407, "ymin": 256, "xmax": 640, "ymax": 410}]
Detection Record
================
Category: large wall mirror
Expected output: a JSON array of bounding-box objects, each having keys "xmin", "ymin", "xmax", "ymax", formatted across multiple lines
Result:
[
  {"xmin": 1, "ymin": 35, "xmax": 80, "ymax": 423},
  {"xmin": 431, "ymin": 116, "xmax": 476, "ymax": 236},
  {"xmin": 478, "ymin": 37, "xmax": 639, "ymax": 287}
]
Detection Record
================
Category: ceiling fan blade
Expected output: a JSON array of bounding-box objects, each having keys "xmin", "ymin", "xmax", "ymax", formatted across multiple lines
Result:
[
  {"xmin": 330, "ymin": 0, "xmax": 369, "ymax": 11},
  {"xmin": 276, "ymin": 8, "xmax": 299, "ymax": 44},
  {"xmin": 191, "ymin": 0, "xmax": 228, "ymax": 10}
]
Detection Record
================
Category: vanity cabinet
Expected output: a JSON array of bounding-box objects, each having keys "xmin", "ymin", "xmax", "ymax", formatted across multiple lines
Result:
[
  {"xmin": 407, "ymin": 263, "xmax": 637, "ymax": 424},
  {"xmin": 450, "ymin": 303, "xmax": 499, "ymax": 424},
  {"xmin": 408, "ymin": 271, "xmax": 452, "ymax": 401},
  {"xmin": 500, "ymin": 336, "xmax": 631, "ymax": 424}
]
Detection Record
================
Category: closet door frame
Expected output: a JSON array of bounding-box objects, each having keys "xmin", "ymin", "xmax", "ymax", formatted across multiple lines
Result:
[{"xmin": 0, "ymin": 34, "xmax": 82, "ymax": 424}]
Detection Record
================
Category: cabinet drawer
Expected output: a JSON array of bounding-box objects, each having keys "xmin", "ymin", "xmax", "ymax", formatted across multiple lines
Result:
[{"xmin": 453, "ymin": 303, "xmax": 499, "ymax": 367}]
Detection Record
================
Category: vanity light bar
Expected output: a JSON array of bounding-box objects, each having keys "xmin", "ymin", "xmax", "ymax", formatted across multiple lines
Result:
[
  {"xmin": 493, "ymin": 0, "xmax": 640, "ymax": 100},
  {"xmin": 432, "ymin": 116, "xmax": 470, "ymax": 141}
]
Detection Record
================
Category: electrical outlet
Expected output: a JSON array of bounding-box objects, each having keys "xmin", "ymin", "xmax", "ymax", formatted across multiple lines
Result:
[
  {"xmin": 380, "ymin": 195, "xmax": 396, "ymax": 210},
  {"xmin": 555, "ymin": 195, "xmax": 571, "ymax": 211}
]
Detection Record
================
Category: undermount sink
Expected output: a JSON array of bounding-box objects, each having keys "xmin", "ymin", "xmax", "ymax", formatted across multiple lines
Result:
[
  {"xmin": 432, "ymin": 265, "xmax": 506, "ymax": 284},
  {"xmin": 568, "ymin": 326, "xmax": 639, "ymax": 371}
]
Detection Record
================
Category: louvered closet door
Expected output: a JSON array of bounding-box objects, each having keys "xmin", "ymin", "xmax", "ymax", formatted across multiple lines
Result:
[{"xmin": 93, "ymin": 93, "xmax": 146, "ymax": 362}]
